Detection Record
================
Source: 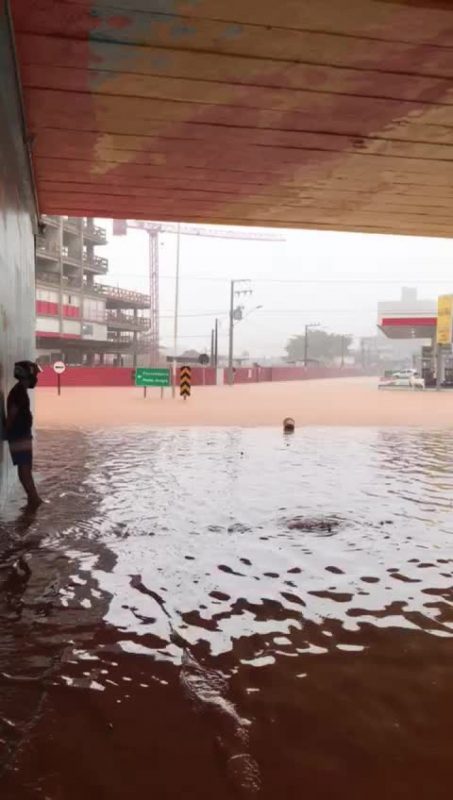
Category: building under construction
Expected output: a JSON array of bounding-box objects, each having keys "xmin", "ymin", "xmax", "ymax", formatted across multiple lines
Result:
[{"xmin": 36, "ymin": 215, "xmax": 150, "ymax": 366}]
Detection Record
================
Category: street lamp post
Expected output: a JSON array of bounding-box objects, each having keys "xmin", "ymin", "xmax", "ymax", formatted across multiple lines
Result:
[
  {"xmin": 228, "ymin": 281, "xmax": 235, "ymax": 386},
  {"xmin": 340, "ymin": 334, "xmax": 352, "ymax": 368},
  {"xmin": 227, "ymin": 279, "xmax": 252, "ymax": 385},
  {"xmin": 172, "ymin": 223, "xmax": 181, "ymax": 398},
  {"xmin": 304, "ymin": 323, "xmax": 320, "ymax": 367},
  {"xmin": 214, "ymin": 318, "xmax": 219, "ymax": 369}
]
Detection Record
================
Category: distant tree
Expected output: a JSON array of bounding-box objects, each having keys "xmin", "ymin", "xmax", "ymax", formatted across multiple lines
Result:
[{"xmin": 285, "ymin": 331, "xmax": 353, "ymax": 364}]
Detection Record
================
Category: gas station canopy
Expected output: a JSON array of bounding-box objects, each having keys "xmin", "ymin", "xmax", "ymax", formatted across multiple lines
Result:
[
  {"xmin": 11, "ymin": 1, "xmax": 453, "ymax": 233},
  {"xmin": 378, "ymin": 289, "xmax": 437, "ymax": 340},
  {"xmin": 378, "ymin": 317, "xmax": 437, "ymax": 340}
]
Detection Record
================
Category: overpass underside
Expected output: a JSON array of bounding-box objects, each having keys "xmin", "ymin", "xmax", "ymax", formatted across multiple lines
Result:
[{"xmin": 9, "ymin": 0, "xmax": 453, "ymax": 237}]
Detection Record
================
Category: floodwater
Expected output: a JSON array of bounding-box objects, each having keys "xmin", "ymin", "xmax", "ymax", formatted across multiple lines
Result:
[{"xmin": 1, "ymin": 427, "xmax": 453, "ymax": 800}]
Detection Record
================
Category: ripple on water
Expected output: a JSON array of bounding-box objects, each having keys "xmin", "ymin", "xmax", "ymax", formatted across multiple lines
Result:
[{"xmin": 1, "ymin": 426, "xmax": 453, "ymax": 799}]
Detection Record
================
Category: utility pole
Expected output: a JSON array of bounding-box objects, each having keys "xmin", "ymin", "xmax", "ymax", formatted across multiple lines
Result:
[
  {"xmin": 228, "ymin": 280, "xmax": 252, "ymax": 385},
  {"xmin": 210, "ymin": 327, "xmax": 215, "ymax": 366},
  {"xmin": 228, "ymin": 281, "xmax": 235, "ymax": 386},
  {"xmin": 214, "ymin": 318, "xmax": 219, "ymax": 369},
  {"xmin": 341, "ymin": 335, "xmax": 349, "ymax": 368},
  {"xmin": 340, "ymin": 334, "xmax": 352, "ymax": 368}
]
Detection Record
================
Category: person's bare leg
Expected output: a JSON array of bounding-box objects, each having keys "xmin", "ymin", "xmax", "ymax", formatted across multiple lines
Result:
[{"xmin": 18, "ymin": 465, "xmax": 42, "ymax": 508}]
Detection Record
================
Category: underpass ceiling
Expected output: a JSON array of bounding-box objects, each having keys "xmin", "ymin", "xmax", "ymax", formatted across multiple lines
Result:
[{"xmin": 11, "ymin": 0, "xmax": 453, "ymax": 235}]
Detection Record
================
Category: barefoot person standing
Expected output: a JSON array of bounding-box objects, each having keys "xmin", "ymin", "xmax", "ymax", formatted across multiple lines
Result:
[{"xmin": 5, "ymin": 361, "xmax": 42, "ymax": 509}]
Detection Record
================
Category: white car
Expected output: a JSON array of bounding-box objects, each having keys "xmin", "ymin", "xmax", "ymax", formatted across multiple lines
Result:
[
  {"xmin": 379, "ymin": 371, "xmax": 425, "ymax": 390},
  {"xmin": 396, "ymin": 368, "xmax": 418, "ymax": 378}
]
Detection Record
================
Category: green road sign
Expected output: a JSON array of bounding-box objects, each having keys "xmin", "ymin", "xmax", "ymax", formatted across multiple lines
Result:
[{"xmin": 135, "ymin": 368, "xmax": 171, "ymax": 387}]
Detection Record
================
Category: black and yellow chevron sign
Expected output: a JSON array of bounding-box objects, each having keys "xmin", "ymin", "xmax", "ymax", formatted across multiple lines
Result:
[{"xmin": 180, "ymin": 365, "xmax": 192, "ymax": 397}]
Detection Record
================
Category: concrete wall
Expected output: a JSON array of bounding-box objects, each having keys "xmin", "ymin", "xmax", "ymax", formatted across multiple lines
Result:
[{"xmin": 0, "ymin": 2, "xmax": 36, "ymax": 502}]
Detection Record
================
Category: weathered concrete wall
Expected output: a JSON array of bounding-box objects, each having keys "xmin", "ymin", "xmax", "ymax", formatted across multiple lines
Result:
[{"xmin": 0, "ymin": 1, "xmax": 36, "ymax": 502}]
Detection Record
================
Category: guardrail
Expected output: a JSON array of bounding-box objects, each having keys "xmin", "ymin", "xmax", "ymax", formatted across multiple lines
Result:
[
  {"xmin": 83, "ymin": 222, "xmax": 107, "ymax": 244},
  {"xmin": 36, "ymin": 271, "xmax": 82, "ymax": 289},
  {"xmin": 107, "ymin": 333, "xmax": 134, "ymax": 345},
  {"xmin": 91, "ymin": 283, "xmax": 150, "ymax": 305},
  {"xmin": 82, "ymin": 253, "xmax": 108, "ymax": 272},
  {"xmin": 106, "ymin": 311, "xmax": 150, "ymax": 329},
  {"xmin": 36, "ymin": 237, "xmax": 59, "ymax": 256},
  {"xmin": 62, "ymin": 216, "xmax": 80, "ymax": 232}
]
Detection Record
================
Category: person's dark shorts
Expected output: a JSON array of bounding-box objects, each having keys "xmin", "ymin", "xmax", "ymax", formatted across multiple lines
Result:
[{"xmin": 9, "ymin": 439, "xmax": 33, "ymax": 467}]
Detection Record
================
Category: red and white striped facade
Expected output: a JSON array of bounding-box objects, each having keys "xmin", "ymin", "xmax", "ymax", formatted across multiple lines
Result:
[{"xmin": 36, "ymin": 284, "xmax": 107, "ymax": 342}]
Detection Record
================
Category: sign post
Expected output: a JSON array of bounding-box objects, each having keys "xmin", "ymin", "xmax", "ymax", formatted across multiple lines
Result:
[
  {"xmin": 437, "ymin": 295, "xmax": 453, "ymax": 345},
  {"xmin": 53, "ymin": 360, "xmax": 66, "ymax": 395},
  {"xmin": 180, "ymin": 366, "xmax": 191, "ymax": 399},
  {"xmin": 134, "ymin": 367, "xmax": 171, "ymax": 398},
  {"xmin": 436, "ymin": 295, "xmax": 453, "ymax": 391}
]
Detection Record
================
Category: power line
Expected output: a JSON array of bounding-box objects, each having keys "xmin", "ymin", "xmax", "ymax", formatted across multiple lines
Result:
[
  {"xmin": 159, "ymin": 311, "xmax": 229, "ymax": 318},
  {"xmin": 160, "ymin": 334, "xmax": 215, "ymax": 340},
  {"xmin": 158, "ymin": 275, "xmax": 453, "ymax": 285},
  {"xmin": 108, "ymin": 272, "xmax": 453, "ymax": 285},
  {"xmin": 159, "ymin": 308, "xmax": 377, "ymax": 318}
]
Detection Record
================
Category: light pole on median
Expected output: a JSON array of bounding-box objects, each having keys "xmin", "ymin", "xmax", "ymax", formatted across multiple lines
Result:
[{"xmin": 304, "ymin": 323, "xmax": 320, "ymax": 367}]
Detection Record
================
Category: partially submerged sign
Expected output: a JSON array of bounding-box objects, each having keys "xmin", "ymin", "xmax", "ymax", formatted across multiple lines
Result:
[
  {"xmin": 135, "ymin": 368, "xmax": 170, "ymax": 388},
  {"xmin": 180, "ymin": 366, "xmax": 191, "ymax": 398}
]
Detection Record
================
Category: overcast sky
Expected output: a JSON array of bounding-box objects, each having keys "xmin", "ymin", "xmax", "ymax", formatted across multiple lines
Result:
[{"xmin": 97, "ymin": 219, "xmax": 453, "ymax": 359}]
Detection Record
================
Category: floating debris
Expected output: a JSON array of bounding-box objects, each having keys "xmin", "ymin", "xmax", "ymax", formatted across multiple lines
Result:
[{"xmin": 285, "ymin": 516, "xmax": 343, "ymax": 534}]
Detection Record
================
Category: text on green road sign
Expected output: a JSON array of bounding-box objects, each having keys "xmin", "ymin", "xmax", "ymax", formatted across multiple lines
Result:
[{"xmin": 135, "ymin": 368, "xmax": 171, "ymax": 387}]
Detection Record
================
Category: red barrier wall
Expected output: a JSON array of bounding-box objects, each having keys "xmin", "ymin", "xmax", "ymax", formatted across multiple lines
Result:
[
  {"xmin": 231, "ymin": 366, "xmax": 366, "ymax": 383},
  {"xmin": 38, "ymin": 366, "xmax": 134, "ymax": 387},
  {"xmin": 38, "ymin": 365, "xmax": 369, "ymax": 388},
  {"xmin": 224, "ymin": 367, "xmax": 274, "ymax": 384},
  {"xmin": 38, "ymin": 365, "xmax": 218, "ymax": 388},
  {"xmin": 185, "ymin": 367, "xmax": 217, "ymax": 386}
]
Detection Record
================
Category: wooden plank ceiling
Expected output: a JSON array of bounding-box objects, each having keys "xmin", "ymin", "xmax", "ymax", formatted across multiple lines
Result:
[{"xmin": 11, "ymin": 0, "xmax": 453, "ymax": 235}]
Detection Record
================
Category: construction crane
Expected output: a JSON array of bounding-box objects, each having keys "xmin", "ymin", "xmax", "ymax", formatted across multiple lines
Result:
[{"xmin": 113, "ymin": 220, "xmax": 284, "ymax": 365}]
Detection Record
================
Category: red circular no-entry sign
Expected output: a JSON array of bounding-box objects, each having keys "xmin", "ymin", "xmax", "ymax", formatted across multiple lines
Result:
[{"xmin": 53, "ymin": 361, "xmax": 66, "ymax": 375}]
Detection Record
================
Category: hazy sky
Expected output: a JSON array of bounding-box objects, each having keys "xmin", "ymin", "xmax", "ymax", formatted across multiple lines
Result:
[{"xmin": 97, "ymin": 219, "xmax": 453, "ymax": 359}]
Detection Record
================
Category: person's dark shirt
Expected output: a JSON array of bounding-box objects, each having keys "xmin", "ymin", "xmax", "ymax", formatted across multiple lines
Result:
[{"xmin": 6, "ymin": 383, "xmax": 33, "ymax": 441}]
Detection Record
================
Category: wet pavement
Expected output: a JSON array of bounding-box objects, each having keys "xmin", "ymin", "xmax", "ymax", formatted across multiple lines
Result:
[{"xmin": 1, "ymin": 426, "xmax": 453, "ymax": 799}]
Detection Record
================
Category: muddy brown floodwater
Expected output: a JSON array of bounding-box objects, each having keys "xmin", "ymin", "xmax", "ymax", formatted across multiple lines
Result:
[{"xmin": 1, "ymin": 426, "xmax": 453, "ymax": 800}]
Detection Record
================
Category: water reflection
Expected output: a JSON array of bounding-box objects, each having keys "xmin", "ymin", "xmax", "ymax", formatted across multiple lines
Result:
[{"xmin": 1, "ymin": 427, "xmax": 453, "ymax": 798}]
